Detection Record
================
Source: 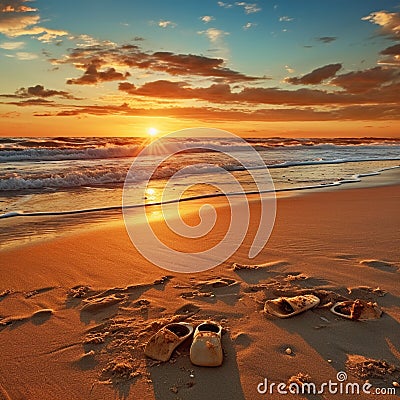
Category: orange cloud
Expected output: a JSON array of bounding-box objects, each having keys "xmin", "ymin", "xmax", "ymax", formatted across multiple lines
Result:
[
  {"xmin": 0, "ymin": 0, "xmax": 67, "ymax": 41},
  {"xmin": 362, "ymin": 10, "xmax": 400, "ymax": 39}
]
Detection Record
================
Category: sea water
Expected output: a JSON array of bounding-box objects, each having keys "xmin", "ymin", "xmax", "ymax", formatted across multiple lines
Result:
[{"xmin": 1, "ymin": 136, "xmax": 399, "ymax": 249}]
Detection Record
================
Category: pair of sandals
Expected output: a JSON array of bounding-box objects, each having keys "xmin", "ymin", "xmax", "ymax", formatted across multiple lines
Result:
[
  {"xmin": 145, "ymin": 321, "xmax": 223, "ymax": 367},
  {"xmin": 264, "ymin": 294, "xmax": 382, "ymax": 320}
]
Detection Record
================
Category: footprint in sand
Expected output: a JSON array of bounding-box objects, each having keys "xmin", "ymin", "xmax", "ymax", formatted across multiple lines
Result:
[
  {"xmin": 81, "ymin": 293, "xmax": 127, "ymax": 313},
  {"xmin": 0, "ymin": 308, "xmax": 54, "ymax": 330},
  {"xmin": 24, "ymin": 286, "xmax": 57, "ymax": 298},
  {"xmin": 360, "ymin": 260, "xmax": 398, "ymax": 273},
  {"xmin": 195, "ymin": 277, "xmax": 238, "ymax": 290},
  {"xmin": 79, "ymin": 282, "xmax": 162, "ymax": 313},
  {"xmin": 31, "ymin": 308, "xmax": 53, "ymax": 325},
  {"xmin": 232, "ymin": 260, "xmax": 289, "ymax": 271}
]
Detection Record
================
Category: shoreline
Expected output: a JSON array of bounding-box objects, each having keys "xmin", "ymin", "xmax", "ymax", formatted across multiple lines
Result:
[
  {"xmin": 2, "ymin": 164, "xmax": 399, "ymax": 220},
  {"xmin": 1, "ymin": 166, "xmax": 399, "ymax": 253}
]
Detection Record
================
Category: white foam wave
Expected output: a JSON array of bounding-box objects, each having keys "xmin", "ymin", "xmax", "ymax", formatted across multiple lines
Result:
[{"xmin": 0, "ymin": 145, "xmax": 141, "ymax": 162}]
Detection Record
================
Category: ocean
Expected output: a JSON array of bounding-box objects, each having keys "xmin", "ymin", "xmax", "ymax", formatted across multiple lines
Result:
[{"xmin": 1, "ymin": 136, "xmax": 399, "ymax": 249}]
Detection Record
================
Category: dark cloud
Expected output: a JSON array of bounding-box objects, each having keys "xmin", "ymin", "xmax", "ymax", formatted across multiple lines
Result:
[
  {"xmin": 52, "ymin": 44, "xmax": 263, "ymax": 84},
  {"xmin": 119, "ymin": 80, "xmax": 233, "ymax": 102},
  {"xmin": 316, "ymin": 37, "xmax": 337, "ymax": 43},
  {"xmin": 1, "ymin": 84, "xmax": 77, "ymax": 99},
  {"xmin": 20, "ymin": 84, "xmax": 72, "ymax": 98},
  {"xmin": 381, "ymin": 44, "xmax": 400, "ymax": 56},
  {"xmin": 66, "ymin": 63, "xmax": 131, "ymax": 85},
  {"xmin": 7, "ymin": 98, "xmax": 55, "ymax": 106},
  {"xmin": 118, "ymin": 76, "xmax": 400, "ymax": 106},
  {"xmin": 31, "ymin": 102, "xmax": 400, "ymax": 122},
  {"xmin": 331, "ymin": 66, "xmax": 400, "ymax": 94},
  {"xmin": 0, "ymin": 0, "xmax": 37, "ymax": 13},
  {"xmin": 285, "ymin": 63, "xmax": 342, "ymax": 85},
  {"xmin": 379, "ymin": 44, "xmax": 400, "ymax": 65}
]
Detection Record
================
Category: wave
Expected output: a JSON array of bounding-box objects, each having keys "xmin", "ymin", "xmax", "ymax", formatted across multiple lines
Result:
[
  {"xmin": 1, "ymin": 136, "xmax": 400, "ymax": 162},
  {"xmin": 1, "ymin": 165, "xmax": 398, "ymax": 220},
  {"xmin": 0, "ymin": 167, "xmax": 131, "ymax": 190},
  {"xmin": 1, "ymin": 156, "xmax": 400, "ymax": 191},
  {"xmin": 0, "ymin": 145, "xmax": 142, "ymax": 162}
]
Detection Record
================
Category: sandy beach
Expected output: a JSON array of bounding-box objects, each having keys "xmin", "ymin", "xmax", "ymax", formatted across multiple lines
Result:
[{"xmin": 1, "ymin": 176, "xmax": 399, "ymax": 400}]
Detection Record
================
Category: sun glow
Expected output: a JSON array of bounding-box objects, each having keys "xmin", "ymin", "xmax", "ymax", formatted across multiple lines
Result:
[{"xmin": 147, "ymin": 127, "xmax": 159, "ymax": 136}]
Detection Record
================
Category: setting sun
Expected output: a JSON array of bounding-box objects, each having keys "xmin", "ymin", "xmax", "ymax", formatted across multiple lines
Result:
[{"xmin": 148, "ymin": 127, "xmax": 159, "ymax": 136}]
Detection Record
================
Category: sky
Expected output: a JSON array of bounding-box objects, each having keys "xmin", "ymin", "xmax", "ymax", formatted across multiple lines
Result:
[{"xmin": 0, "ymin": 0, "xmax": 399, "ymax": 137}]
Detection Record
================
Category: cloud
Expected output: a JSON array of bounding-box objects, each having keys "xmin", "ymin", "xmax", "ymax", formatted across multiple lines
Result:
[
  {"xmin": 119, "ymin": 80, "xmax": 234, "ymax": 103},
  {"xmin": 217, "ymin": 1, "xmax": 233, "ymax": 9},
  {"xmin": 235, "ymin": 2, "xmax": 261, "ymax": 14},
  {"xmin": 19, "ymin": 84, "xmax": 74, "ymax": 98},
  {"xmin": 0, "ymin": 0, "xmax": 37, "ymax": 13},
  {"xmin": 200, "ymin": 15, "xmax": 214, "ymax": 23},
  {"xmin": 117, "ymin": 76, "xmax": 400, "ymax": 107},
  {"xmin": 66, "ymin": 63, "xmax": 131, "ymax": 85},
  {"xmin": 28, "ymin": 102, "xmax": 400, "ymax": 122},
  {"xmin": 362, "ymin": 10, "xmax": 400, "ymax": 39},
  {"xmin": 0, "ymin": 13, "xmax": 39, "ymax": 34},
  {"xmin": 316, "ymin": 36, "xmax": 337, "ymax": 43},
  {"xmin": 285, "ymin": 63, "xmax": 342, "ymax": 85},
  {"xmin": 243, "ymin": 22, "xmax": 256, "ymax": 30},
  {"xmin": 158, "ymin": 20, "xmax": 176, "ymax": 28},
  {"xmin": 379, "ymin": 43, "xmax": 400, "ymax": 65},
  {"xmin": 381, "ymin": 43, "xmax": 400, "ymax": 55},
  {"xmin": 279, "ymin": 16, "xmax": 294, "ymax": 22},
  {"xmin": 0, "ymin": 0, "xmax": 68, "ymax": 41},
  {"xmin": 6, "ymin": 98, "xmax": 55, "ymax": 106},
  {"xmin": 0, "ymin": 111, "xmax": 21, "ymax": 118},
  {"xmin": 1, "ymin": 84, "xmax": 77, "ymax": 99},
  {"xmin": 15, "ymin": 51, "xmax": 36, "ymax": 59},
  {"xmin": 198, "ymin": 27, "xmax": 229, "ymax": 43},
  {"xmin": 331, "ymin": 66, "xmax": 400, "ymax": 93},
  {"xmin": 52, "ymin": 43, "xmax": 261, "ymax": 83},
  {"xmin": 285, "ymin": 65, "xmax": 294, "ymax": 73},
  {"xmin": 68, "ymin": 34, "xmax": 100, "ymax": 47},
  {"xmin": 0, "ymin": 40, "xmax": 23, "ymax": 49}
]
